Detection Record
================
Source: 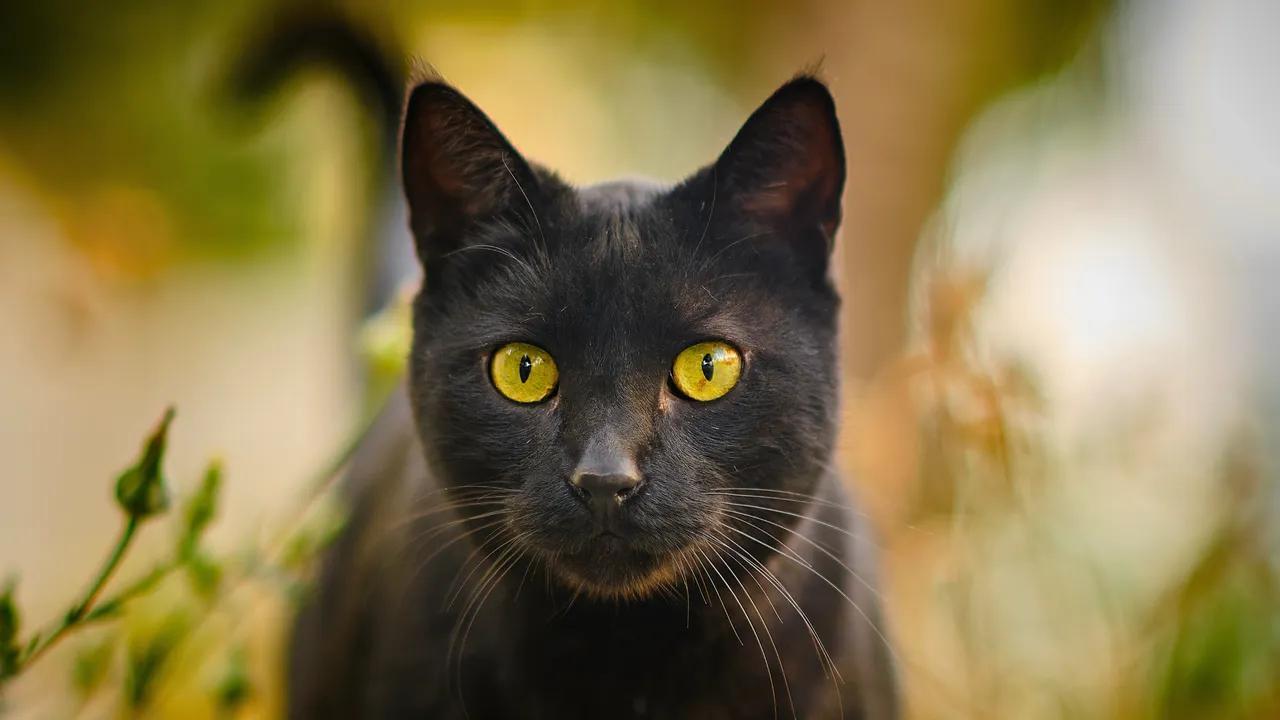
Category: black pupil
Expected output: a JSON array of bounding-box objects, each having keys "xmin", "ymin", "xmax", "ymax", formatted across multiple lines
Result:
[
  {"xmin": 519, "ymin": 355, "xmax": 532, "ymax": 383},
  {"xmin": 701, "ymin": 353, "xmax": 714, "ymax": 381}
]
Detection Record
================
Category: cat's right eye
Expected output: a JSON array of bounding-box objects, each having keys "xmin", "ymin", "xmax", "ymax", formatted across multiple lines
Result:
[{"xmin": 490, "ymin": 342, "xmax": 559, "ymax": 403}]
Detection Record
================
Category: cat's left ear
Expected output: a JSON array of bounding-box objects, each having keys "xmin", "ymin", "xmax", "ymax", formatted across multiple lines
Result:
[{"xmin": 713, "ymin": 76, "xmax": 845, "ymax": 253}]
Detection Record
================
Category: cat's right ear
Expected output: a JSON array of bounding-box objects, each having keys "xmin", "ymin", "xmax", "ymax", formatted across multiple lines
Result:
[{"xmin": 400, "ymin": 81, "xmax": 540, "ymax": 262}]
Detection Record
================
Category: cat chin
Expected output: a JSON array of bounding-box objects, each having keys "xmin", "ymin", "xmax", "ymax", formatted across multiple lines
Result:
[{"xmin": 545, "ymin": 542, "xmax": 694, "ymax": 603}]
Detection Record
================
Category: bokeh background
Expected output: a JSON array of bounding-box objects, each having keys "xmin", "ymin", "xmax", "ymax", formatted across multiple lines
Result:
[{"xmin": 2, "ymin": 0, "xmax": 1278, "ymax": 717}]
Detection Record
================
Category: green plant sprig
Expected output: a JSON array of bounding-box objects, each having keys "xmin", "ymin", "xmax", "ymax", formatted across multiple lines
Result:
[
  {"xmin": 0, "ymin": 296, "xmax": 407, "ymax": 711},
  {"xmin": 0, "ymin": 408, "xmax": 220, "ymax": 688}
]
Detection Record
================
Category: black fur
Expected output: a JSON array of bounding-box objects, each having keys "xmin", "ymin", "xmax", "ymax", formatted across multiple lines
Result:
[{"xmin": 289, "ymin": 76, "xmax": 899, "ymax": 719}]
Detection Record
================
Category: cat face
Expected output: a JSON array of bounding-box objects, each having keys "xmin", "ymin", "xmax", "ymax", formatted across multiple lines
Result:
[{"xmin": 402, "ymin": 77, "xmax": 845, "ymax": 599}]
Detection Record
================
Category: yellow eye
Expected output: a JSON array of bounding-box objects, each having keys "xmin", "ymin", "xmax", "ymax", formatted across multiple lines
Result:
[
  {"xmin": 671, "ymin": 341, "xmax": 742, "ymax": 401},
  {"xmin": 490, "ymin": 342, "xmax": 558, "ymax": 403}
]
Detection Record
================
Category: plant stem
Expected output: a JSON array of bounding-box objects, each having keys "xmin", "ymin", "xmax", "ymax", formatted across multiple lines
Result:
[
  {"xmin": 17, "ymin": 516, "xmax": 140, "ymax": 670},
  {"xmin": 81, "ymin": 561, "xmax": 177, "ymax": 624}
]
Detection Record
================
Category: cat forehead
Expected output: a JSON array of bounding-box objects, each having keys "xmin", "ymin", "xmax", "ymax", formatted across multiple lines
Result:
[
  {"xmin": 461, "ymin": 199, "xmax": 747, "ymax": 339},
  {"xmin": 576, "ymin": 177, "xmax": 669, "ymax": 213},
  {"xmin": 548, "ymin": 180, "xmax": 689, "ymax": 264}
]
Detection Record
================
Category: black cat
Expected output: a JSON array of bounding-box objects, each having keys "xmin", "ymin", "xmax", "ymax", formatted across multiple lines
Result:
[{"xmin": 289, "ymin": 75, "xmax": 899, "ymax": 720}]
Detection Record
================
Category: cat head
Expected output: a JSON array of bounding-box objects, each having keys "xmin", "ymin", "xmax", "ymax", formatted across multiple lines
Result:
[{"xmin": 402, "ymin": 76, "xmax": 845, "ymax": 600}]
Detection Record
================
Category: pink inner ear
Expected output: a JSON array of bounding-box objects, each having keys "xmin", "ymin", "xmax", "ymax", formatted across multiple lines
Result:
[
  {"xmin": 423, "ymin": 119, "xmax": 505, "ymax": 211},
  {"xmin": 725, "ymin": 80, "xmax": 844, "ymax": 240},
  {"xmin": 738, "ymin": 140, "xmax": 842, "ymax": 237},
  {"xmin": 403, "ymin": 84, "xmax": 524, "ymax": 229}
]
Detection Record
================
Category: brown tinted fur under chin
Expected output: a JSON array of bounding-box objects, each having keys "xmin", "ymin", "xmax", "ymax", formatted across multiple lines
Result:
[{"xmin": 548, "ymin": 544, "xmax": 703, "ymax": 603}]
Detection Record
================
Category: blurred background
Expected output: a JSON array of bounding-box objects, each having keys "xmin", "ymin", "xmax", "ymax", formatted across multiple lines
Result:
[{"xmin": 1, "ymin": 0, "xmax": 1277, "ymax": 717}]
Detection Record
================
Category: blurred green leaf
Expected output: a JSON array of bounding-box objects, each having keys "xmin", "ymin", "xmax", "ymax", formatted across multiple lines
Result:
[
  {"xmin": 0, "ymin": 578, "xmax": 18, "ymax": 680},
  {"xmin": 180, "ymin": 460, "xmax": 223, "ymax": 561},
  {"xmin": 115, "ymin": 407, "xmax": 175, "ymax": 520},
  {"xmin": 358, "ymin": 286, "xmax": 413, "ymax": 411},
  {"xmin": 185, "ymin": 551, "xmax": 223, "ymax": 602},
  {"xmin": 124, "ymin": 611, "xmax": 189, "ymax": 710},
  {"xmin": 1156, "ymin": 559, "xmax": 1280, "ymax": 719},
  {"xmin": 214, "ymin": 645, "xmax": 252, "ymax": 713},
  {"xmin": 83, "ymin": 597, "xmax": 124, "ymax": 623},
  {"xmin": 72, "ymin": 637, "xmax": 114, "ymax": 698}
]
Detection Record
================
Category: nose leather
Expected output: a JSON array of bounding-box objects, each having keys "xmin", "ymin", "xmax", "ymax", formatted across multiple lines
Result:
[
  {"xmin": 574, "ymin": 471, "xmax": 641, "ymax": 517},
  {"xmin": 570, "ymin": 431, "xmax": 642, "ymax": 523}
]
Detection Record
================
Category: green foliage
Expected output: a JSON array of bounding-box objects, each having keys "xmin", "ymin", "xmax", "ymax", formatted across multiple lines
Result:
[
  {"xmin": 184, "ymin": 551, "xmax": 223, "ymax": 602},
  {"xmin": 359, "ymin": 288, "xmax": 413, "ymax": 413},
  {"xmin": 0, "ymin": 580, "xmax": 18, "ymax": 681},
  {"xmin": 1154, "ymin": 538, "xmax": 1280, "ymax": 719},
  {"xmin": 214, "ymin": 645, "xmax": 252, "ymax": 713},
  {"xmin": 0, "ymin": 407, "xmax": 210, "ymax": 694},
  {"xmin": 0, "ymin": 399, "xmax": 367, "ymax": 714},
  {"xmin": 180, "ymin": 460, "xmax": 222, "ymax": 562},
  {"xmin": 123, "ymin": 611, "xmax": 190, "ymax": 709},
  {"xmin": 0, "ymin": 1, "xmax": 308, "ymax": 265},
  {"xmin": 71, "ymin": 637, "xmax": 114, "ymax": 698},
  {"xmin": 114, "ymin": 407, "xmax": 175, "ymax": 520}
]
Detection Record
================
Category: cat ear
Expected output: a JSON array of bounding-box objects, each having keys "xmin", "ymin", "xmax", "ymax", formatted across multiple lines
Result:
[
  {"xmin": 400, "ymin": 81, "xmax": 540, "ymax": 261},
  {"xmin": 713, "ymin": 76, "xmax": 845, "ymax": 251}
]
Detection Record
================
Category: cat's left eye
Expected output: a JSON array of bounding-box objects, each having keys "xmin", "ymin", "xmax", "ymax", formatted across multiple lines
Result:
[
  {"xmin": 490, "ymin": 342, "xmax": 558, "ymax": 403},
  {"xmin": 671, "ymin": 340, "xmax": 742, "ymax": 401}
]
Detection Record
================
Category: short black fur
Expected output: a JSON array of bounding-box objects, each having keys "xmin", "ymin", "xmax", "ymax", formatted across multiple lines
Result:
[{"xmin": 290, "ymin": 76, "xmax": 899, "ymax": 719}]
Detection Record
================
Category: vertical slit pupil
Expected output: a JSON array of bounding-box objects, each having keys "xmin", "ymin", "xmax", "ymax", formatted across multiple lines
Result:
[
  {"xmin": 519, "ymin": 355, "xmax": 532, "ymax": 383},
  {"xmin": 701, "ymin": 353, "xmax": 714, "ymax": 381}
]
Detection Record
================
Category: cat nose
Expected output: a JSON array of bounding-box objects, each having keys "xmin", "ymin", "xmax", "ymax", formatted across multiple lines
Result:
[
  {"xmin": 570, "ymin": 431, "xmax": 643, "ymax": 522},
  {"xmin": 572, "ymin": 470, "xmax": 643, "ymax": 518}
]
